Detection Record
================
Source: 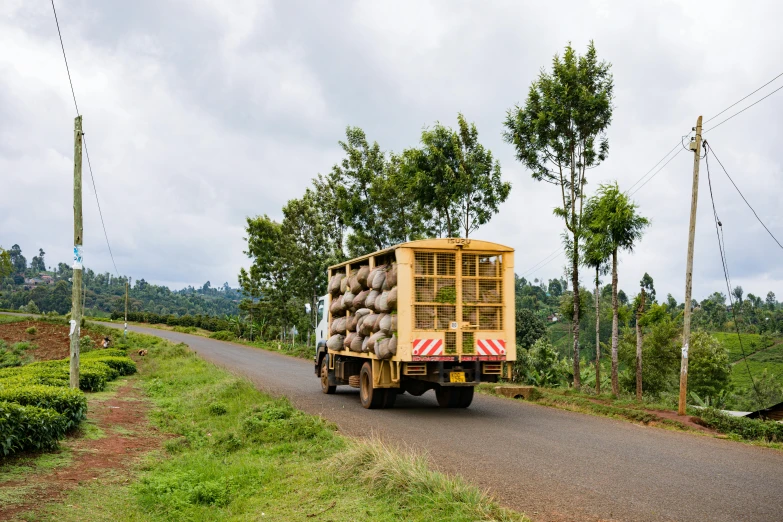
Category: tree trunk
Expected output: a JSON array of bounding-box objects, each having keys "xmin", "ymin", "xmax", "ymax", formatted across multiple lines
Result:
[
  {"xmin": 636, "ymin": 289, "xmax": 645, "ymax": 401},
  {"xmin": 572, "ymin": 245, "xmax": 581, "ymax": 390},
  {"xmin": 595, "ymin": 266, "xmax": 601, "ymax": 395},
  {"xmin": 611, "ymin": 248, "xmax": 619, "ymax": 396}
]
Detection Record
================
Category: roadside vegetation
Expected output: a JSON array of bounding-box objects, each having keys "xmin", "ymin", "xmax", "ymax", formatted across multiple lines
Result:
[{"xmin": 2, "ymin": 328, "xmax": 523, "ymax": 521}]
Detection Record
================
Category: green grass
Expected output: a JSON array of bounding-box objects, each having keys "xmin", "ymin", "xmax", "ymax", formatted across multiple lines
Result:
[
  {"xmin": 0, "ymin": 314, "xmax": 31, "ymax": 325},
  {"xmin": 20, "ymin": 335, "xmax": 523, "ymax": 521},
  {"xmin": 732, "ymin": 358, "xmax": 783, "ymax": 389}
]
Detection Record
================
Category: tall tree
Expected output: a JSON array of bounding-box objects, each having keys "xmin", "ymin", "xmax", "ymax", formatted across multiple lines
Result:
[
  {"xmin": 503, "ymin": 42, "xmax": 614, "ymax": 390},
  {"xmin": 588, "ymin": 182, "xmax": 649, "ymax": 395},
  {"xmin": 410, "ymin": 113, "xmax": 511, "ymax": 238},
  {"xmin": 0, "ymin": 247, "xmax": 12, "ymax": 280},
  {"xmin": 732, "ymin": 285, "xmax": 744, "ymax": 306},
  {"xmin": 9, "ymin": 244, "xmax": 26, "ymax": 273},
  {"xmin": 333, "ymin": 127, "xmax": 426, "ymax": 256},
  {"xmin": 582, "ymin": 197, "xmax": 612, "ymax": 394},
  {"xmin": 281, "ymin": 189, "xmax": 336, "ymax": 333},
  {"xmin": 767, "ymin": 291, "xmax": 777, "ymax": 311}
]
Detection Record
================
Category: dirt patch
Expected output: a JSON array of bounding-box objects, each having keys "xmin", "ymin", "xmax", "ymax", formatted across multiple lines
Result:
[
  {"xmin": 0, "ymin": 377, "xmax": 162, "ymax": 520},
  {"xmin": 0, "ymin": 320, "xmax": 106, "ymax": 362}
]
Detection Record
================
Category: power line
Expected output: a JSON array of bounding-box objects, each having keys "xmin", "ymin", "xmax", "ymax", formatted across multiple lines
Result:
[
  {"xmin": 704, "ymin": 71, "xmax": 783, "ymax": 124},
  {"xmin": 707, "ymin": 143, "xmax": 783, "ymax": 251},
  {"xmin": 704, "ymin": 145, "xmax": 763, "ymax": 410},
  {"xmin": 704, "ymin": 83, "xmax": 783, "ymax": 134},
  {"xmin": 520, "ymin": 249, "xmax": 564, "ymax": 279},
  {"xmin": 625, "ymin": 141, "xmax": 683, "ymax": 195},
  {"xmin": 50, "ymin": 0, "xmax": 121, "ymax": 279},
  {"xmin": 628, "ymin": 147, "xmax": 685, "ymax": 198}
]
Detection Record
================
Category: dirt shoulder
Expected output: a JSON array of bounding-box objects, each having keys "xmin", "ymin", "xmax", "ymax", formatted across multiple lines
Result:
[{"xmin": 0, "ymin": 376, "xmax": 162, "ymax": 520}]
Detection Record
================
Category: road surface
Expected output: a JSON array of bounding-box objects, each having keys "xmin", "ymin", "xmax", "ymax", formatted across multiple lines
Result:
[{"xmin": 100, "ymin": 323, "xmax": 783, "ymax": 520}]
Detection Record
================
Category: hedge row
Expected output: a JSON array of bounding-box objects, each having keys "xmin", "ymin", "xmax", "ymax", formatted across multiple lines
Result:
[
  {"xmin": 0, "ymin": 401, "xmax": 68, "ymax": 456},
  {"xmin": 0, "ymin": 348, "xmax": 137, "ymax": 458},
  {"xmin": 697, "ymin": 407, "xmax": 783, "ymax": 442},
  {"xmin": 110, "ymin": 310, "xmax": 235, "ymax": 333},
  {"xmin": 0, "ymin": 385, "xmax": 87, "ymax": 429}
]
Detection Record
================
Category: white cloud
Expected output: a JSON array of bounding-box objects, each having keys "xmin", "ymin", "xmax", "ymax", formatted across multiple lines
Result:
[{"xmin": 1, "ymin": 0, "xmax": 781, "ymax": 305}]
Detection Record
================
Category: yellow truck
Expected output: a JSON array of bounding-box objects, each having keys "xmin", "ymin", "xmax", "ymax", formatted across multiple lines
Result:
[{"xmin": 313, "ymin": 238, "xmax": 516, "ymax": 409}]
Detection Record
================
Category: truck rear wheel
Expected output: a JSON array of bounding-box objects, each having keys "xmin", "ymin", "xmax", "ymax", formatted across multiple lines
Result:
[
  {"xmin": 359, "ymin": 362, "xmax": 385, "ymax": 409},
  {"xmin": 320, "ymin": 358, "xmax": 336, "ymax": 394}
]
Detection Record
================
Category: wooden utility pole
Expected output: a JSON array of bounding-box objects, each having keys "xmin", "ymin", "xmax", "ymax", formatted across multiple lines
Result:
[
  {"xmin": 70, "ymin": 115, "xmax": 83, "ymax": 389},
  {"xmin": 124, "ymin": 280, "xmax": 129, "ymax": 338},
  {"xmin": 678, "ymin": 115, "xmax": 703, "ymax": 415}
]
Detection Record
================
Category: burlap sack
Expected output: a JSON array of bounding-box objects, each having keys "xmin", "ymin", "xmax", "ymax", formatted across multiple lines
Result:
[
  {"xmin": 344, "ymin": 332, "xmax": 355, "ymax": 349},
  {"xmin": 379, "ymin": 314, "xmax": 392, "ymax": 335},
  {"xmin": 340, "ymin": 275, "xmax": 349, "ymax": 294},
  {"xmin": 365, "ymin": 290, "xmax": 380, "ymax": 311},
  {"xmin": 354, "ymin": 307, "xmax": 372, "ymax": 319},
  {"xmin": 375, "ymin": 338, "xmax": 391, "ymax": 359},
  {"xmin": 359, "ymin": 314, "xmax": 376, "ymax": 336},
  {"xmin": 347, "ymin": 314, "xmax": 359, "ymax": 332},
  {"xmin": 346, "ymin": 275, "xmax": 359, "ymax": 295},
  {"xmin": 330, "ymin": 295, "xmax": 346, "ymax": 317},
  {"xmin": 373, "ymin": 313, "xmax": 386, "ymax": 333},
  {"xmin": 377, "ymin": 291, "xmax": 390, "ymax": 313},
  {"xmin": 350, "ymin": 334, "xmax": 364, "ymax": 353},
  {"xmin": 328, "ymin": 273, "xmax": 345, "ymax": 296},
  {"xmin": 385, "ymin": 263, "xmax": 398, "ymax": 290},
  {"xmin": 388, "ymin": 334, "xmax": 397, "ymax": 356},
  {"xmin": 372, "ymin": 268, "xmax": 387, "ymax": 290},
  {"xmin": 330, "ymin": 317, "xmax": 347, "ymax": 336},
  {"xmin": 326, "ymin": 334, "xmax": 344, "ymax": 351},
  {"xmin": 387, "ymin": 286, "xmax": 398, "ymax": 311},
  {"xmin": 361, "ymin": 336, "xmax": 371, "ymax": 353},
  {"xmin": 343, "ymin": 291, "xmax": 355, "ymax": 309},
  {"xmin": 356, "ymin": 265, "xmax": 371, "ymax": 289},
  {"xmin": 353, "ymin": 290, "xmax": 369, "ymax": 310},
  {"xmin": 367, "ymin": 331, "xmax": 387, "ymax": 351}
]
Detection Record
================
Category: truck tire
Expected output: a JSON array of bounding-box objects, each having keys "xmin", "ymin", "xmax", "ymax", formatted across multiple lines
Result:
[
  {"xmin": 320, "ymin": 359, "xmax": 336, "ymax": 395},
  {"xmin": 359, "ymin": 362, "xmax": 384, "ymax": 409}
]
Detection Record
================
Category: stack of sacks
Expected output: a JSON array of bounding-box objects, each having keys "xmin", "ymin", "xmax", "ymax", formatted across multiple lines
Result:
[{"xmin": 325, "ymin": 263, "xmax": 399, "ymax": 359}]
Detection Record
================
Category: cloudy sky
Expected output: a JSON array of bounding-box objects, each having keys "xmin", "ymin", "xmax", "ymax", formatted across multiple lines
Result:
[{"xmin": 1, "ymin": 0, "xmax": 781, "ymax": 302}]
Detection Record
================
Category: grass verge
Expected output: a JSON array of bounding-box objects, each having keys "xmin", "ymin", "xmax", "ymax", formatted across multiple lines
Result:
[{"xmin": 24, "ymin": 334, "xmax": 523, "ymax": 521}]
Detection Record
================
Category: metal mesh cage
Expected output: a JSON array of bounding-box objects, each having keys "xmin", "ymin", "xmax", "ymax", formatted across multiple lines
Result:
[
  {"xmin": 462, "ymin": 331, "xmax": 475, "ymax": 354},
  {"xmin": 414, "ymin": 252, "xmax": 456, "ymax": 331},
  {"xmin": 461, "ymin": 254, "xmax": 503, "ymax": 331},
  {"xmin": 445, "ymin": 331, "xmax": 457, "ymax": 354}
]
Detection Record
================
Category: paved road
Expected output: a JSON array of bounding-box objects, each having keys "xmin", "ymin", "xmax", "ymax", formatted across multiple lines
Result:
[{"xmin": 103, "ymin": 323, "xmax": 783, "ymax": 521}]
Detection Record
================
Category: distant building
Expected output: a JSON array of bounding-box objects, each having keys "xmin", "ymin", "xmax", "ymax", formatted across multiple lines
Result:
[
  {"xmin": 747, "ymin": 401, "xmax": 783, "ymax": 422},
  {"xmin": 23, "ymin": 277, "xmax": 44, "ymax": 290},
  {"xmin": 40, "ymin": 275, "xmax": 53, "ymax": 284}
]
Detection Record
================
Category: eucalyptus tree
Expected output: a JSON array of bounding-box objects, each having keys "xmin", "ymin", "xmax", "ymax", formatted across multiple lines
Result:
[
  {"xmin": 582, "ymin": 196, "xmax": 612, "ymax": 394},
  {"xmin": 408, "ymin": 113, "xmax": 510, "ymax": 238},
  {"xmin": 590, "ymin": 182, "xmax": 649, "ymax": 395},
  {"xmin": 503, "ymin": 42, "xmax": 614, "ymax": 390}
]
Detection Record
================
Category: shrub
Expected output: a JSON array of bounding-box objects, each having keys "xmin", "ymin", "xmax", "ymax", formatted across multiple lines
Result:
[
  {"xmin": 85, "ymin": 356, "xmax": 137, "ymax": 376},
  {"xmin": 0, "ymin": 340, "xmax": 33, "ymax": 369},
  {"xmin": 209, "ymin": 330, "xmax": 237, "ymax": 342},
  {"xmin": 208, "ymin": 403, "xmax": 228, "ymax": 416},
  {"xmin": 26, "ymin": 326, "xmax": 37, "ymax": 336},
  {"xmin": 0, "ymin": 385, "xmax": 87, "ymax": 429},
  {"xmin": 697, "ymin": 407, "xmax": 783, "ymax": 442},
  {"xmin": 512, "ymin": 338, "xmax": 571, "ymax": 387},
  {"xmin": 82, "ymin": 349, "xmax": 128, "ymax": 359},
  {"xmin": 241, "ymin": 401, "xmax": 326, "ymax": 444},
  {"xmin": 80, "ymin": 335, "xmax": 96, "ymax": 353},
  {"xmin": 688, "ymin": 331, "xmax": 732, "ymax": 400},
  {"xmin": 0, "ymin": 401, "xmax": 68, "ymax": 456}
]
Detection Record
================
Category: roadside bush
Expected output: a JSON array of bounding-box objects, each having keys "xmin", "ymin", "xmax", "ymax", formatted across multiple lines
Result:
[
  {"xmin": 697, "ymin": 407, "xmax": 783, "ymax": 442},
  {"xmin": 0, "ymin": 340, "xmax": 33, "ymax": 369},
  {"xmin": 209, "ymin": 330, "xmax": 236, "ymax": 342},
  {"xmin": 0, "ymin": 401, "xmax": 68, "ymax": 456},
  {"xmin": 241, "ymin": 400, "xmax": 327, "ymax": 444},
  {"xmin": 173, "ymin": 326, "xmax": 197, "ymax": 334},
  {"xmin": 25, "ymin": 326, "xmax": 37, "ymax": 336},
  {"xmin": 208, "ymin": 403, "xmax": 227, "ymax": 416},
  {"xmin": 85, "ymin": 356, "xmax": 137, "ymax": 376},
  {"xmin": 82, "ymin": 349, "xmax": 128, "ymax": 359},
  {"xmin": 688, "ymin": 331, "xmax": 732, "ymax": 400},
  {"xmin": 0, "ymin": 385, "xmax": 87, "ymax": 429},
  {"xmin": 80, "ymin": 335, "xmax": 96, "ymax": 353},
  {"xmin": 512, "ymin": 338, "xmax": 571, "ymax": 387}
]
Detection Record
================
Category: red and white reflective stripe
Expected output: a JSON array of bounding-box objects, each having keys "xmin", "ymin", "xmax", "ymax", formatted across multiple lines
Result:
[
  {"xmin": 476, "ymin": 339, "xmax": 506, "ymax": 356},
  {"xmin": 412, "ymin": 338, "xmax": 444, "ymax": 356}
]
